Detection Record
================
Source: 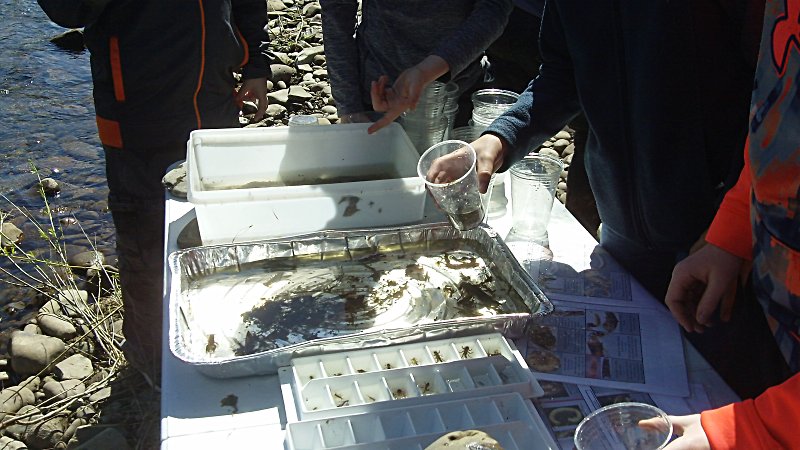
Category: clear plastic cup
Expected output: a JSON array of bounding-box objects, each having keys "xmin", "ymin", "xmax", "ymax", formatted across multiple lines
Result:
[
  {"xmin": 574, "ymin": 402, "xmax": 673, "ymax": 450},
  {"xmin": 509, "ymin": 154, "xmax": 564, "ymax": 240},
  {"xmin": 417, "ymin": 140, "xmax": 485, "ymax": 230},
  {"xmin": 288, "ymin": 114, "xmax": 319, "ymax": 126},
  {"xmin": 471, "ymin": 89, "xmax": 520, "ymax": 123}
]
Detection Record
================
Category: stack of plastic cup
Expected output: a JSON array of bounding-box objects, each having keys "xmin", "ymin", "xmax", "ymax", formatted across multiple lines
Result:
[
  {"xmin": 443, "ymin": 82, "xmax": 460, "ymax": 138},
  {"xmin": 449, "ymin": 126, "xmax": 481, "ymax": 143},
  {"xmin": 470, "ymin": 89, "xmax": 520, "ymax": 133},
  {"xmin": 402, "ymin": 81, "xmax": 450, "ymax": 154}
]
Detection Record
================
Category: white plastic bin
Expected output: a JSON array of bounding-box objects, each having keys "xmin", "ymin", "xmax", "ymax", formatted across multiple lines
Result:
[{"xmin": 186, "ymin": 123, "xmax": 426, "ymax": 245}]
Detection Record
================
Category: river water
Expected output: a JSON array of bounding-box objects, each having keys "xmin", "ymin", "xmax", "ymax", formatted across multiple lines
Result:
[{"xmin": 0, "ymin": 0, "xmax": 115, "ymax": 328}]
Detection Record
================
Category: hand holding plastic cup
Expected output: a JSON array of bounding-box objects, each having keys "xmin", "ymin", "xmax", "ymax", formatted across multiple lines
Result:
[
  {"xmin": 574, "ymin": 402, "xmax": 673, "ymax": 450},
  {"xmin": 417, "ymin": 140, "xmax": 485, "ymax": 230}
]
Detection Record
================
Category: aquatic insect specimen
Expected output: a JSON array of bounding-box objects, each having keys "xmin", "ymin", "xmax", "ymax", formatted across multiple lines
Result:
[
  {"xmin": 433, "ymin": 351, "xmax": 445, "ymax": 363},
  {"xmin": 206, "ymin": 334, "xmax": 217, "ymax": 354},
  {"xmin": 385, "ymin": 363, "xmax": 392, "ymax": 369},
  {"xmin": 410, "ymin": 357, "xmax": 419, "ymax": 366},
  {"xmin": 421, "ymin": 382, "xmax": 432, "ymax": 394},
  {"xmin": 357, "ymin": 369, "xmax": 366, "ymax": 373},
  {"xmin": 460, "ymin": 346, "xmax": 473, "ymax": 359},
  {"xmin": 393, "ymin": 388, "xmax": 406, "ymax": 399}
]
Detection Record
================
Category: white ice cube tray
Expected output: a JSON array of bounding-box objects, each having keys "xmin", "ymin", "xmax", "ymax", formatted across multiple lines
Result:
[
  {"xmin": 283, "ymin": 392, "xmax": 555, "ymax": 450},
  {"xmin": 279, "ymin": 333, "xmax": 544, "ymax": 422}
]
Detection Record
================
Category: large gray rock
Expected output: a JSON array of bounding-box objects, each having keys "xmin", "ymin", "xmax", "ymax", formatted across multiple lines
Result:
[
  {"xmin": 54, "ymin": 355, "xmax": 93, "ymax": 381},
  {"xmin": 10, "ymin": 331, "xmax": 66, "ymax": 377},
  {"xmin": 42, "ymin": 379, "xmax": 85, "ymax": 401},
  {"xmin": 50, "ymin": 29, "xmax": 85, "ymax": 52},
  {"xmin": 23, "ymin": 414, "xmax": 68, "ymax": 449},
  {"xmin": 0, "ymin": 386, "xmax": 35, "ymax": 422},
  {"xmin": 269, "ymin": 64, "xmax": 295, "ymax": 84}
]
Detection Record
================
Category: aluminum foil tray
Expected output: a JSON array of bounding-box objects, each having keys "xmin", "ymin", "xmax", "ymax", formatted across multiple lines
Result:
[{"xmin": 167, "ymin": 223, "xmax": 552, "ymax": 378}]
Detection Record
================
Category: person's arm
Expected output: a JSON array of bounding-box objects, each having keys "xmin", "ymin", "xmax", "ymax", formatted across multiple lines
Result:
[
  {"xmin": 430, "ymin": 0, "xmax": 513, "ymax": 80},
  {"xmin": 701, "ymin": 372, "xmax": 800, "ymax": 449},
  {"xmin": 320, "ymin": 0, "xmax": 363, "ymax": 114},
  {"xmin": 664, "ymin": 144, "xmax": 752, "ymax": 332},
  {"xmin": 36, "ymin": 0, "xmax": 110, "ymax": 28},
  {"xmin": 232, "ymin": 0, "xmax": 271, "ymax": 121},
  {"xmin": 705, "ymin": 140, "xmax": 753, "ymax": 260},
  {"xmin": 483, "ymin": 0, "xmax": 581, "ymax": 172},
  {"xmin": 657, "ymin": 373, "xmax": 800, "ymax": 450},
  {"xmin": 232, "ymin": 0, "xmax": 272, "ymax": 80}
]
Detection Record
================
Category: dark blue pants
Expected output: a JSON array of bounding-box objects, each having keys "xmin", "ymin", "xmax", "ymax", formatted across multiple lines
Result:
[{"xmin": 104, "ymin": 142, "xmax": 185, "ymax": 374}]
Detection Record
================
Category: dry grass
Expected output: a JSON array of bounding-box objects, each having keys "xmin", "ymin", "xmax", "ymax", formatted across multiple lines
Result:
[{"xmin": 0, "ymin": 172, "xmax": 159, "ymax": 449}]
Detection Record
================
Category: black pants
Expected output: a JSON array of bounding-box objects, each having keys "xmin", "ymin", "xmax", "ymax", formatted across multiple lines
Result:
[{"xmin": 104, "ymin": 142, "xmax": 186, "ymax": 374}]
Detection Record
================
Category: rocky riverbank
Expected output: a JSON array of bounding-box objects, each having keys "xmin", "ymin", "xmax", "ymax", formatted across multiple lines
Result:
[{"xmin": 1, "ymin": 1, "xmax": 579, "ymax": 448}]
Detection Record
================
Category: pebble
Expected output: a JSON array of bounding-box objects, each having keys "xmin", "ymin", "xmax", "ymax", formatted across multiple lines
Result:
[
  {"xmin": 1, "ymin": 222, "xmax": 23, "ymax": 247},
  {"xmin": 320, "ymin": 105, "xmax": 337, "ymax": 115},
  {"xmin": 0, "ymin": 436, "xmax": 26, "ymax": 450},
  {"xmin": 42, "ymin": 379, "xmax": 86, "ymax": 401},
  {"xmin": 23, "ymin": 413, "xmax": 69, "ymax": 449},
  {"xmin": 0, "ymin": 386, "xmax": 35, "ymax": 422},
  {"xmin": 288, "ymin": 85, "xmax": 312, "ymax": 102},
  {"xmin": 267, "ymin": 0, "xmax": 286, "ymax": 11},
  {"xmin": 162, "ymin": 161, "xmax": 187, "ymax": 199},
  {"xmin": 69, "ymin": 250, "xmax": 104, "ymax": 269},
  {"xmin": 269, "ymin": 64, "xmax": 296, "ymax": 84},
  {"xmin": 268, "ymin": 88, "xmax": 290, "ymax": 105},
  {"xmin": 539, "ymin": 148, "xmax": 560, "ymax": 159},
  {"xmin": 54, "ymin": 354, "xmax": 94, "ymax": 380},
  {"xmin": 267, "ymin": 103, "xmax": 288, "ymax": 117},
  {"xmin": 553, "ymin": 138, "xmax": 571, "ymax": 149},
  {"xmin": 555, "ymin": 130, "xmax": 571, "ymax": 140},
  {"xmin": 37, "ymin": 312, "xmax": 77, "ymax": 340},
  {"xmin": 39, "ymin": 177, "xmax": 61, "ymax": 196}
]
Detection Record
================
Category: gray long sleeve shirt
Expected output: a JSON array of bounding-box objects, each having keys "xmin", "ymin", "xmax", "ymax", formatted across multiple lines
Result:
[{"xmin": 321, "ymin": 0, "xmax": 513, "ymax": 114}]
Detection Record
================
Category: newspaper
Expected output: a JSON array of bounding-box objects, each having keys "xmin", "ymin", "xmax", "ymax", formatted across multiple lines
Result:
[
  {"xmin": 529, "ymin": 380, "xmax": 710, "ymax": 450},
  {"xmin": 516, "ymin": 302, "xmax": 690, "ymax": 396},
  {"xmin": 523, "ymin": 246, "xmax": 663, "ymax": 308}
]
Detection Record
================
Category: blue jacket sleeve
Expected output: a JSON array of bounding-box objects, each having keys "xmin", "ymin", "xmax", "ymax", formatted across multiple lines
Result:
[
  {"xmin": 233, "ymin": 0, "xmax": 272, "ymax": 80},
  {"xmin": 432, "ymin": 0, "xmax": 513, "ymax": 80},
  {"xmin": 484, "ymin": 0, "xmax": 582, "ymax": 172},
  {"xmin": 36, "ymin": 0, "xmax": 110, "ymax": 28}
]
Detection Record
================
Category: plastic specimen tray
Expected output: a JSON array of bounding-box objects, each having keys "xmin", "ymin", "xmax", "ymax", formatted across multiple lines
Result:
[
  {"xmin": 279, "ymin": 333, "xmax": 557, "ymax": 450},
  {"xmin": 283, "ymin": 393, "xmax": 554, "ymax": 450}
]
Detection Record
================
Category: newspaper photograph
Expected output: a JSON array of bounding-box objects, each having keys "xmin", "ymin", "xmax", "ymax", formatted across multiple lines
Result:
[
  {"xmin": 530, "ymin": 380, "xmax": 697, "ymax": 450},
  {"xmin": 517, "ymin": 302, "xmax": 690, "ymax": 396}
]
